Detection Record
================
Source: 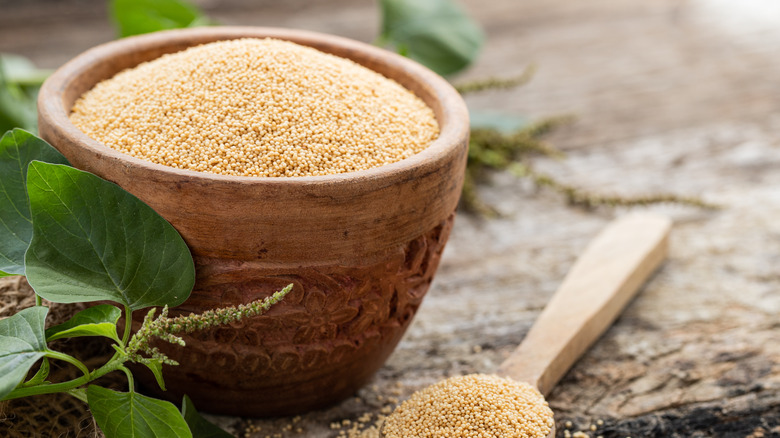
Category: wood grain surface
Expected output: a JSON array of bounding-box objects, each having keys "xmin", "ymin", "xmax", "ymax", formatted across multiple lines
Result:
[
  {"xmin": 497, "ymin": 214, "xmax": 671, "ymax": 397},
  {"xmin": 1, "ymin": 0, "xmax": 779, "ymax": 437}
]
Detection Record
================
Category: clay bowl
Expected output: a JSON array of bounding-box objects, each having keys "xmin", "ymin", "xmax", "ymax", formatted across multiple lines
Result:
[{"xmin": 37, "ymin": 27, "xmax": 469, "ymax": 416}]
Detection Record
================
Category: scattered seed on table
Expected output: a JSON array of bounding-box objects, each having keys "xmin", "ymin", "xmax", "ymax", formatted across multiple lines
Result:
[{"xmin": 70, "ymin": 38, "xmax": 439, "ymax": 177}]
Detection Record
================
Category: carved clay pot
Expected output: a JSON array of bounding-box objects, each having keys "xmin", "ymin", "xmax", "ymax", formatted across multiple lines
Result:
[{"xmin": 37, "ymin": 27, "xmax": 469, "ymax": 416}]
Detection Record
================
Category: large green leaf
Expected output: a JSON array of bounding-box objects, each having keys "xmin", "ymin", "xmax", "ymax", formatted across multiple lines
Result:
[
  {"xmin": 0, "ymin": 129, "xmax": 69, "ymax": 275},
  {"xmin": 0, "ymin": 306, "xmax": 49, "ymax": 400},
  {"xmin": 24, "ymin": 162, "xmax": 195, "ymax": 311},
  {"xmin": 110, "ymin": 0, "xmax": 211, "ymax": 38},
  {"xmin": 181, "ymin": 395, "xmax": 233, "ymax": 438},
  {"xmin": 88, "ymin": 386, "xmax": 193, "ymax": 438},
  {"xmin": 45, "ymin": 304, "xmax": 122, "ymax": 343},
  {"xmin": 379, "ymin": 0, "xmax": 484, "ymax": 76}
]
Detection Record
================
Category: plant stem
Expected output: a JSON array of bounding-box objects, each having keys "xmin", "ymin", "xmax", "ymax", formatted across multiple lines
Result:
[
  {"xmin": 513, "ymin": 162, "xmax": 720, "ymax": 209},
  {"xmin": 373, "ymin": 34, "xmax": 389, "ymax": 47},
  {"xmin": 44, "ymin": 350, "xmax": 90, "ymax": 377},
  {"xmin": 9, "ymin": 72, "xmax": 52, "ymax": 87},
  {"xmin": 122, "ymin": 305, "xmax": 132, "ymax": 346},
  {"xmin": 35, "ymin": 294, "xmax": 42, "ymax": 306},
  {"xmin": 119, "ymin": 365, "xmax": 134, "ymax": 390},
  {"xmin": 454, "ymin": 65, "xmax": 536, "ymax": 94},
  {"xmin": 4, "ymin": 352, "xmax": 125, "ymax": 400}
]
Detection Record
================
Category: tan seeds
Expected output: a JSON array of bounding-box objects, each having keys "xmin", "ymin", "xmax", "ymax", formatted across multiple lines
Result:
[
  {"xmin": 69, "ymin": 38, "xmax": 439, "ymax": 177},
  {"xmin": 382, "ymin": 374, "xmax": 554, "ymax": 438}
]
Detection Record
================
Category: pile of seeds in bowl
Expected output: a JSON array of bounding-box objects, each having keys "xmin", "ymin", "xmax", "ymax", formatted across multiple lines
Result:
[
  {"xmin": 69, "ymin": 38, "xmax": 439, "ymax": 177},
  {"xmin": 382, "ymin": 374, "xmax": 555, "ymax": 438}
]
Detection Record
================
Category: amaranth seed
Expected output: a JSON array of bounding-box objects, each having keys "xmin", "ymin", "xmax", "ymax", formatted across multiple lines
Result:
[
  {"xmin": 382, "ymin": 374, "xmax": 554, "ymax": 438},
  {"xmin": 69, "ymin": 38, "xmax": 439, "ymax": 177}
]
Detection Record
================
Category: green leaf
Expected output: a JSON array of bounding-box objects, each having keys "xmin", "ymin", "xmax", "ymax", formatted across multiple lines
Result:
[
  {"xmin": 45, "ymin": 304, "xmax": 122, "ymax": 343},
  {"xmin": 0, "ymin": 54, "xmax": 52, "ymax": 87},
  {"xmin": 1, "ymin": 54, "xmax": 37, "ymax": 79},
  {"xmin": 24, "ymin": 162, "xmax": 195, "ymax": 311},
  {"xmin": 0, "ymin": 57, "xmax": 40, "ymax": 133},
  {"xmin": 379, "ymin": 0, "xmax": 483, "ymax": 76},
  {"xmin": 142, "ymin": 359, "xmax": 167, "ymax": 391},
  {"xmin": 23, "ymin": 356, "xmax": 50, "ymax": 386},
  {"xmin": 88, "ymin": 386, "xmax": 193, "ymax": 438},
  {"xmin": 110, "ymin": 0, "xmax": 211, "ymax": 38},
  {"xmin": 181, "ymin": 395, "xmax": 232, "ymax": 438},
  {"xmin": 469, "ymin": 110, "xmax": 530, "ymax": 134},
  {"xmin": 0, "ymin": 129, "xmax": 70, "ymax": 275},
  {"xmin": 68, "ymin": 387, "xmax": 88, "ymax": 403},
  {"xmin": 0, "ymin": 88, "xmax": 36, "ymax": 133},
  {"xmin": 0, "ymin": 306, "xmax": 49, "ymax": 400}
]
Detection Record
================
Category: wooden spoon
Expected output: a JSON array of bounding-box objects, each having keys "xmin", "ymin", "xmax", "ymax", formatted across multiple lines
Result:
[
  {"xmin": 384, "ymin": 214, "xmax": 671, "ymax": 437},
  {"xmin": 497, "ymin": 213, "xmax": 671, "ymax": 437}
]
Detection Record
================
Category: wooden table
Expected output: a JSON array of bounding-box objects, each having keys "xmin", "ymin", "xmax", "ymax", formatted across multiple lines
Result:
[{"xmin": 1, "ymin": 0, "xmax": 778, "ymax": 436}]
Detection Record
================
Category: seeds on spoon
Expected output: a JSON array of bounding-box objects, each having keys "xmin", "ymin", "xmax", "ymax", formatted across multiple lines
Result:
[{"xmin": 382, "ymin": 374, "xmax": 554, "ymax": 438}]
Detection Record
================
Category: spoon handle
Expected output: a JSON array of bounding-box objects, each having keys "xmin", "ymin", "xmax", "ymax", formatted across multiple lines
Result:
[{"xmin": 496, "ymin": 214, "xmax": 671, "ymax": 396}]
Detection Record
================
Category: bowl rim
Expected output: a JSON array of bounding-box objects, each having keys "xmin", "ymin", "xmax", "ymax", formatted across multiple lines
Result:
[{"xmin": 38, "ymin": 26, "xmax": 470, "ymax": 187}]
